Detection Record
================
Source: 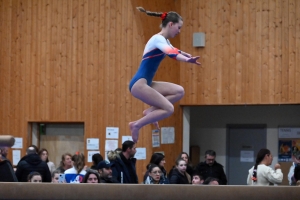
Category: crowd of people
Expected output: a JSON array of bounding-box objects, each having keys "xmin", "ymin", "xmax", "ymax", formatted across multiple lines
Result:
[{"xmin": 1, "ymin": 141, "xmax": 300, "ymax": 186}]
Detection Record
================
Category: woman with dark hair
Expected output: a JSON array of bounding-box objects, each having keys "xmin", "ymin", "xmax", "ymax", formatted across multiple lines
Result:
[
  {"xmin": 38, "ymin": 148, "xmax": 56, "ymax": 173},
  {"xmin": 143, "ymin": 153, "xmax": 168, "ymax": 183},
  {"xmin": 247, "ymin": 148, "xmax": 283, "ymax": 186},
  {"xmin": 56, "ymin": 153, "xmax": 73, "ymax": 173},
  {"xmin": 128, "ymin": 7, "xmax": 201, "ymax": 142},
  {"xmin": 169, "ymin": 158, "xmax": 191, "ymax": 184},
  {"xmin": 144, "ymin": 164, "xmax": 169, "ymax": 184},
  {"xmin": 27, "ymin": 171, "xmax": 42, "ymax": 183},
  {"xmin": 203, "ymin": 177, "xmax": 219, "ymax": 185},
  {"xmin": 82, "ymin": 169, "xmax": 100, "ymax": 183},
  {"xmin": 90, "ymin": 153, "xmax": 103, "ymax": 170},
  {"xmin": 64, "ymin": 152, "xmax": 86, "ymax": 183},
  {"xmin": 169, "ymin": 152, "xmax": 193, "ymax": 177}
]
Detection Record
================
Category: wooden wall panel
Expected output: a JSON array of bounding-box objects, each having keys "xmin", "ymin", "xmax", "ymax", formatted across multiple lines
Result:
[
  {"xmin": 180, "ymin": 0, "xmax": 300, "ymax": 105},
  {"xmin": 0, "ymin": 0, "xmax": 183, "ymax": 182},
  {"xmin": 2, "ymin": 0, "xmax": 300, "ymax": 182}
]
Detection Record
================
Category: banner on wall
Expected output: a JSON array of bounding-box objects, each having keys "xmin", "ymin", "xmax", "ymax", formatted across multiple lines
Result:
[
  {"xmin": 278, "ymin": 140, "xmax": 292, "ymax": 162},
  {"xmin": 278, "ymin": 128, "xmax": 300, "ymax": 162}
]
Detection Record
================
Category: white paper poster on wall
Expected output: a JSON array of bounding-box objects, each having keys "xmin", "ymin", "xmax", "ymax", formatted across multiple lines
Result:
[
  {"xmin": 11, "ymin": 137, "xmax": 23, "ymax": 149},
  {"xmin": 161, "ymin": 127, "xmax": 175, "ymax": 144},
  {"xmin": 86, "ymin": 138, "xmax": 99, "ymax": 150},
  {"xmin": 122, "ymin": 136, "xmax": 133, "ymax": 144},
  {"xmin": 12, "ymin": 150, "xmax": 21, "ymax": 165},
  {"xmin": 87, "ymin": 151, "xmax": 100, "ymax": 162},
  {"xmin": 240, "ymin": 150, "xmax": 254, "ymax": 162},
  {"xmin": 105, "ymin": 140, "xmax": 118, "ymax": 151},
  {"xmin": 134, "ymin": 148, "xmax": 146, "ymax": 160},
  {"xmin": 105, "ymin": 140, "xmax": 119, "ymax": 161},
  {"xmin": 106, "ymin": 127, "xmax": 119, "ymax": 139},
  {"xmin": 278, "ymin": 127, "xmax": 300, "ymax": 138}
]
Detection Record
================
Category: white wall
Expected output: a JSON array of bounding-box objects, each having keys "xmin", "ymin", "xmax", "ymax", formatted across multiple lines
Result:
[{"xmin": 189, "ymin": 105, "xmax": 300, "ymax": 172}]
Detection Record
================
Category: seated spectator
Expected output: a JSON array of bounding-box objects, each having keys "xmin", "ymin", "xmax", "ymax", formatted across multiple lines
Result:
[
  {"xmin": 0, "ymin": 147, "xmax": 8, "ymax": 161},
  {"xmin": 97, "ymin": 160, "xmax": 118, "ymax": 183},
  {"xmin": 56, "ymin": 153, "xmax": 73, "ymax": 173},
  {"xmin": 192, "ymin": 172, "xmax": 204, "ymax": 185},
  {"xmin": 169, "ymin": 152, "xmax": 194, "ymax": 178},
  {"xmin": 247, "ymin": 148, "xmax": 282, "ymax": 186},
  {"xmin": 196, "ymin": 150, "xmax": 227, "ymax": 185},
  {"xmin": 15, "ymin": 146, "xmax": 51, "ymax": 182},
  {"xmin": 0, "ymin": 156, "xmax": 18, "ymax": 182},
  {"xmin": 169, "ymin": 158, "xmax": 191, "ymax": 184},
  {"xmin": 51, "ymin": 169, "xmax": 64, "ymax": 183},
  {"xmin": 28, "ymin": 145, "xmax": 39, "ymax": 153},
  {"xmin": 293, "ymin": 163, "xmax": 300, "ymax": 184},
  {"xmin": 90, "ymin": 153, "xmax": 103, "ymax": 170},
  {"xmin": 82, "ymin": 169, "xmax": 100, "ymax": 183},
  {"xmin": 38, "ymin": 148, "xmax": 56, "ymax": 173},
  {"xmin": 64, "ymin": 152, "xmax": 86, "ymax": 183},
  {"xmin": 203, "ymin": 177, "xmax": 219, "ymax": 185},
  {"xmin": 144, "ymin": 153, "xmax": 169, "ymax": 183},
  {"xmin": 144, "ymin": 164, "xmax": 169, "ymax": 184},
  {"xmin": 27, "ymin": 172, "xmax": 42, "ymax": 183}
]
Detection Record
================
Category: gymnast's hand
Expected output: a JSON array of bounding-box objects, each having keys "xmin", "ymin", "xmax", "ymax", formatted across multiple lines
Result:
[
  {"xmin": 186, "ymin": 56, "xmax": 201, "ymax": 65},
  {"xmin": 181, "ymin": 52, "xmax": 192, "ymax": 58}
]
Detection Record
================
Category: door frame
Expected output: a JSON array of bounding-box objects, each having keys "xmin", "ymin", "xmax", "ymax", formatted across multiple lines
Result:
[{"xmin": 226, "ymin": 124, "xmax": 267, "ymax": 184}]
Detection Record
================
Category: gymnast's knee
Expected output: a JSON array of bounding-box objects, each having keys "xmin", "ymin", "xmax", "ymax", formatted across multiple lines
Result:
[
  {"xmin": 177, "ymin": 86, "xmax": 185, "ymax": 97},
  {"xmin": 165, "ymin": 104, "xmax": 174, "ymax": 115}
]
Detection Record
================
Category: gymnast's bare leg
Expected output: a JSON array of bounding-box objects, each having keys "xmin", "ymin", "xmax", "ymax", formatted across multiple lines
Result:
[{"xmin": 129, "ymin": 79, "xmax": 184, "ymax": 142}]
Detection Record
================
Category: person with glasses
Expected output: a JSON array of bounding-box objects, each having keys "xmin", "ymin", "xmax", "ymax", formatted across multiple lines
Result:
[
  {"xmin": 196, "ymin": 150, "xmax": 227, "ymax": 185},
  {"xmin": 143, "ymin": 153, "xmax": 169, "ymax": 183},
  {"xmin": 144, "ymin": 164, "xmax": 169, "ymax": 184}
]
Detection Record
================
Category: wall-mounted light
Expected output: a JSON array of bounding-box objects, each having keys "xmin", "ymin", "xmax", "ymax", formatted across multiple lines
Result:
[{"xmin": 193, "ymin": 32, "xmax": 205, "ymax": 47}]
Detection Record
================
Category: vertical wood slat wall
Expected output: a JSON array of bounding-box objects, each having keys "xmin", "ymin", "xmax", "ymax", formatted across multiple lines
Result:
[
  {"xmin": 1, "ymin": 0, "xmax": 300, "ymax": 181},
  {"xmin": 180, "ymin": 0, "xmax": 300, "ymax": 105},
  {"xmin": 0, "ymin": 0, "xmax": 182, "ymax": 181}
]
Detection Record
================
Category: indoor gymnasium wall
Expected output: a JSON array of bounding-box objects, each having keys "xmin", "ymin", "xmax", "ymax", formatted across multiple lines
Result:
[
  {"xmin": 0, "ymin": 0, "xmax": 182, "ymax": 181},
  {"xmin": 2, "ymin": 0, "xmax": 298, "ymax": 182},
  {"xmin": 180, "ymin": 0, "xmax": 300, "ymax": 105}
]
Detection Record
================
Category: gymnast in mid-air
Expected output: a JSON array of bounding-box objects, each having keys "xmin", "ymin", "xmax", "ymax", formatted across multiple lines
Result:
[{"xmin": 129, "ymin": 7, "xmax": 201, "ymax": 142}]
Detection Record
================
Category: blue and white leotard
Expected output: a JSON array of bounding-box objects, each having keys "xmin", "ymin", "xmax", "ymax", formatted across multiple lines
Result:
[{"xmin": 129, "ymin": 34, "xmax": 180, "ymax": 91}]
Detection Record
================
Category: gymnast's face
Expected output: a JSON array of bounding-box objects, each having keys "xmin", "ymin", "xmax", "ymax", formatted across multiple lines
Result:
[{"xmin": 168, "ymin": 20, "xmax": 183, "ymax": 38}]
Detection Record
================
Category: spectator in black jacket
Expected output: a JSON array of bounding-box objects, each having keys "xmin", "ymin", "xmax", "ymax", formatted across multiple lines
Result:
[
  {"xmin": 169, "ymin": 152, "xmax": 194, "ymax": 178},
  {"xmin": 110, "ymin": 141, "xmax": 138, "ymax": 184},
  {"xmin": 169, "ymin": 158, "xmax": 191, "ymax": 184},
  {"xmin": 97, "ymin": 160, "xmax": 118, "ymax": 183},
  {"xmin": 15, "ymin": 146, "xmax": 51, "ymax": 182},
  {"xmin": 196, "ymin": 150, "xmax": 227, "ymax": 185},
  {"xmin": 82, "ymin": 169, "xmax": 100, "ymax": 183}
]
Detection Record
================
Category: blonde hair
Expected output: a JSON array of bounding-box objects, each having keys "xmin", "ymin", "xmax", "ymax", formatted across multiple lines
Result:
[{"xmin": 72, "ymin": 152, "xmax": 85, "ymax": 174}]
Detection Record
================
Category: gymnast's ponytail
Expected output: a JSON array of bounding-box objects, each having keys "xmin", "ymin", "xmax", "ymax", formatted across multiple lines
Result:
[
  {"xmin": 252, "ymin": 149, "xmax": 271, "ymax": 182},
  {"xmin": 136, "ymin": 7, "xmax": 182, "ymax": 28}
]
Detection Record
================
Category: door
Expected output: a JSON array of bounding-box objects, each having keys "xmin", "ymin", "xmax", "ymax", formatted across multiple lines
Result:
[{"xmin": 227, "ymin": 125, "xmax": 266, "ymax": 185}]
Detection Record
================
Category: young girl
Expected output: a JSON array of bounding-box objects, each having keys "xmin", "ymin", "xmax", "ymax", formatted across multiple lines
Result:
[
  {"xmin": 38, "ymin": 148, "xmax": 56, "ymax": 173},
  {"xmin": 27, "ymin": 172, "xmax": 42, "ymax": 183},
  {"xmin": 64, "ymin": 152, "xmax": 87, "ymax": 183},
  {"xmin": 247, "ymin": 148, "xmax": 283, "ymax": 186},
  {"xmin": 129, "ymin": 7, "xmax": 201, "ymax": 142},
  {"xmin": 169, "ymin": 158, "xmax": 191, "ymax": 184}
]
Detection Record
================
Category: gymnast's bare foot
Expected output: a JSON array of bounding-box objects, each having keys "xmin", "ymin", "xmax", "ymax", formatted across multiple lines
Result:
[
  {"xmin": 129, "ymin": 122, "xmax": 140, "ymax": 143},
  {"xmin": 143, "ymin": 108, "xmax": 160, "ymax": 130}
]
